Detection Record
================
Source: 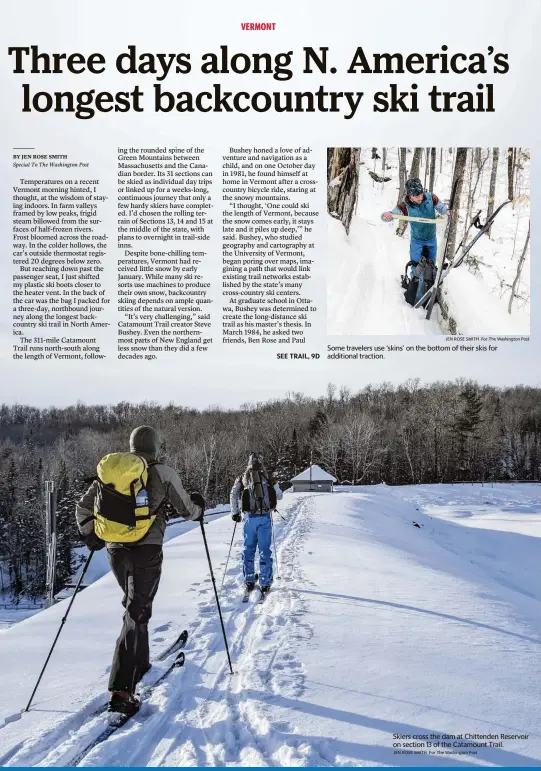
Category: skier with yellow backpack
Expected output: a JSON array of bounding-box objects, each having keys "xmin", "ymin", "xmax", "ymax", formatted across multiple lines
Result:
[{"xmin": 75, "ymin": 425, "xmax": 203, "ymax": 716}]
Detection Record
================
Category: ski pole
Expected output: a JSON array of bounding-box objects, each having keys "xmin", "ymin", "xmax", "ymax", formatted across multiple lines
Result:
[
  {"xmin": 199, "ymin": 519, "xmax": 234, "ymax": 675},
  {"xmin": 220, "ymin": 520, "xmax": 237, "ymax": 594},
  {"xmin": 271, "ymin": 512, "xmax": 280, "ymax": 579},
  {"xmin": 25, "ymin": 550, "xmax": 94, "ymax": 713}
]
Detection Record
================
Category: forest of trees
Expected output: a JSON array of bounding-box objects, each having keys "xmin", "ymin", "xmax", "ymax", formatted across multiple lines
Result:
[{"xmin": 1, "ymin": 380, "xmax": 540, "ymax": 601}]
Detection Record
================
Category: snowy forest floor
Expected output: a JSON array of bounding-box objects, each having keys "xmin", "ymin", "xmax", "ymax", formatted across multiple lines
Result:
[
  {"xmin": 327, "ymin": 214, "xmax": 442, "ymax": 336},
  {"xmin": 0, "ymin": 484, "xmax": 540, "ymax": 767}
]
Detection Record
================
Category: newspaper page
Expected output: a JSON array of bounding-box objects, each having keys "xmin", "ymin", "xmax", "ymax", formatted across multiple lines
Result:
[{"xmin": 0, "ymin": 0, "xmax": 539, "ymax": 767}]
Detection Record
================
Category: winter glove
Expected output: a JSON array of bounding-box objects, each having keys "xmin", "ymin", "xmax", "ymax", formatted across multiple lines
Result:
[
  {"xmin": 82, "ymin": 531, "xmax": 105, "ymax": 551},
  {"xmin": 232, "ymin": 513, "xmax": 242, "ymax": 523},
  {"xmin": 382, "ymin": 211, "xmax": 393, "ymax": 222},
  {"xmin": 190, "ymin": 492, "xmax": 205, "ymax": 521}
]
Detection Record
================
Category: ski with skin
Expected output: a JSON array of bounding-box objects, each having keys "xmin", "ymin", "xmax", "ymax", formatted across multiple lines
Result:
[
  {"xmin": 423, "ymin": 178, "xmax": 459, "ymax": 320},
  {"xmin": 69, "ymin": 630, "xmax": 188, "ymax": 765},
  {"xmin": 415, "ymin": 199, "xmax": 512, "ymax": 311}
]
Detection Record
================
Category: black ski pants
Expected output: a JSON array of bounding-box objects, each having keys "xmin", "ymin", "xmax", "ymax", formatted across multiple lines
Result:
[{"xmin": 107, "ymin": 544, "xmax": 163, "ymax": 693}]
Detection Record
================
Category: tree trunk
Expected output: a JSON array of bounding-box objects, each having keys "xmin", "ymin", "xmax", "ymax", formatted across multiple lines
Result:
[
  {"xmin": 329, "ymin": 147, "xmax": 350, "ymax": 183},
  {"xmin": 429, "ymin": 147, "xmax": 436, "ymax": 191},
  {"xmin": 381, "ymin": 147, "xmax": 387, "ymax": 188},
  {"xmin": 397, "ymin": 148, "xmax": 423, "ymax": 236},
  {"xmin": 487, "ymin": 147, "xmax": 499, "ymax": 237},
  {"xmin": 424, "ymin": 147, "xmax": 429, "ymax": 188},
  {"xmin": 508, "ymin": 221, "xmax": 530, "ymax": 314},
  {"xmin": 333, "ymin": 148, "xmax": 361, "ymax": 235},
  {"xmin": 397, "ymin": 147, "xmax": 407, "ymax": 206},
  {"xmin": 507, "ymin": 147, "xmax": 514, "ymax": 200},
  {"xmin": 446, "ymin": 147, "xmax": 468, "ymax": 258},
  {"xmin": 464, "ymin": 149, "xmax": 489, "ymax": 243},
  {"xmin": 328, "ymin": 147, "xmax": 351, "ymax": 214},
  {"xmin": 410, "ymin": 147, "xmax": 423, "ymax": 180}
]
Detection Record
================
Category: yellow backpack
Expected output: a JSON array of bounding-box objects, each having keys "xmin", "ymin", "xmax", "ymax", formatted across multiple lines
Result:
[{"xmin": 94, "ymin": 453, "xmax": 155, "ymax": 543}]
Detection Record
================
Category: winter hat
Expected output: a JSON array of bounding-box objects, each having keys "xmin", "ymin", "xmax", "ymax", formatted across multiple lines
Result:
[
  {"xmin": 405, "ymin": 177, "xmax": 424, "ymax": 197},
  {"xmin": 129, "ymin": 425, "xmax": 161, "ymax": 458},
  {"xmin": 248, "ymin": 452, "xmax": 263, "ymax": 469}
]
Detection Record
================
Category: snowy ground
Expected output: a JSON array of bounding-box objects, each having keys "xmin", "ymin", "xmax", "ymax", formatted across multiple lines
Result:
[
  {"xmin": 0, "ymin": 484, "xmax": 540, "ymax": 767},
  {"xmin": 328, "ymin": 148, "xmax": 530, "ymax": 336}
]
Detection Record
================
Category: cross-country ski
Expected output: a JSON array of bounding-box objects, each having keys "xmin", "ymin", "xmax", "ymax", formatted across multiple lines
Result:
[{"xmin": 327, "ymin": 147, "xmax": 530, "ymax": 335}]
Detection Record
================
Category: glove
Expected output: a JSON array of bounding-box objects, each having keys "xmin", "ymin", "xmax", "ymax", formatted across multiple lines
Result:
[
  {"xmin": 382, "ymin": 211, "xmax": 393, "ymax": 222},
  {"xmin": 190, "ymin": 492, "xmax": 205, "ymax": 521},
  {"xmin": 232, "ymin": 513, "xmax": 242, "ymax": 523},
  {"xmin": 82, "ymin": 531, "xmax": 105, "ymax": 551}
]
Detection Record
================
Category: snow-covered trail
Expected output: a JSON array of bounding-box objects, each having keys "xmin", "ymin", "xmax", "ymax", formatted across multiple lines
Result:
[
  {"xmin": 1, "ymin": 484, "xmax": 540, "ymax": 767},
  {"xmin": 327, "ymin": 213, "xmax": 442, "ymax": 336}
]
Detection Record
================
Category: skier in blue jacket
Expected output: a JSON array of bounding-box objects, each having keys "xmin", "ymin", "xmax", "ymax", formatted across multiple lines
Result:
[
  {"xmin": 382, "ymin": 177, "xmax": 449, "ymax": 264},
  {"xmin": 230, "ymin": 453, "xmax": 283, "ymax": 596}
]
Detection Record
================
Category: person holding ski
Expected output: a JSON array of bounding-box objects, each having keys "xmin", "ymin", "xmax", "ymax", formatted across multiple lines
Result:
[
  {"xmin": 75, "ymin": 425, "xmax": 204, "ymax": 716},
  {"xmin": 230, "ymin": 453, "xmax": 283, "ymax": 598},
  {"xmin": 381, "ymin": 177, "xmax": 449, "ymax": 264},
  {"xmin": 381, "ymin": 177, "xmax": 450, "ymax": 305}
]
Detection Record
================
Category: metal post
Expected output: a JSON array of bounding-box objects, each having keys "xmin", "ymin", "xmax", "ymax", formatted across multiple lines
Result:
[{"xmin": 45, "ymin": 481, "xmax": 57, "ymax": 608}]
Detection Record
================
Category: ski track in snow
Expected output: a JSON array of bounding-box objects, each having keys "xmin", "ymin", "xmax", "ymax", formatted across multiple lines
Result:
[
  {"xmin": 3, "ymin": 485, "xmax": 540, "ymax": 767},
  {"xmin": 5, "ymin": 496, "xmax": 323, "ymax": 768}
]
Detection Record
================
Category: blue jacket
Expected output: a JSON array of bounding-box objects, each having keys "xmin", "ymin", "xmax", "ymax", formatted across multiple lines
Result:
[{"xmin": 383, "ymin": 192, "xmax": 448, "ymax": 241}]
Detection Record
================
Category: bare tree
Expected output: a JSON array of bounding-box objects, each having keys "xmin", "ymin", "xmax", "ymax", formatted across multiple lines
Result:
[
  {"xmin": 201, "ymin": 433, "xmax": 217, "ymax": 497},
  {"xmin": 507, "ymin": 147, "xmax": 514, "ymax": 200},
  {"xmin": 429, "ymin": 148, "xmax": 436, "ymax": 191},
  {"xmin": 446, "ymin": 147, "xmax": 469, "ymax": 258},
  {"xmin": 313, "ymin": 422, "xmax": 343, "ymax": 481},
  {"xmin": 327, "ymin": 147, "xmax": 360, "ymax": 234},
  {"xmin": 397, "ymin": 148, "xmax": 408, "ymax": 206},
  {"xmin": 487, "ymin": 147, "xmax": 500, "ymax": 237},
  {"xmin": 508, "ymin": 221, "xmax": 530, "ymax": 314},
  {"xmin": 464, "ymin": 148, "xmax": 489, "ymax": 242},
  {"xmin": 342, "ymin": 410, "xmax": 386, "ymax": 483},
  {"xmin": 410, "ymin": 147, "xmax": 423, "ymax": 179}
]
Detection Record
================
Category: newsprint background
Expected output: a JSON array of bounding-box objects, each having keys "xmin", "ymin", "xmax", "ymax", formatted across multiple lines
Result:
[{"xmin": 0, "ymin": 0, "xmax": 539, "ymax": 407}]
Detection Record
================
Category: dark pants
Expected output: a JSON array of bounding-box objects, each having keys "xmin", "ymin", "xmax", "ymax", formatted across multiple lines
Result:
[{"xmin": 107, "ymin": 544, "xmax": 163, "ymax": 693}]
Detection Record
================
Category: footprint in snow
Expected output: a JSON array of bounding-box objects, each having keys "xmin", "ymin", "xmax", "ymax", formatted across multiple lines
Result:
[{"xmin": 154, "ymin": 623, "xmax": 172, "ymax": 633}]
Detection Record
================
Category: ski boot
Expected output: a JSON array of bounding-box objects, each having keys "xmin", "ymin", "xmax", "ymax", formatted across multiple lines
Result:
[{"xmin": 108, "ymin": 690, "xmax": 140, "ymax": 716}]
